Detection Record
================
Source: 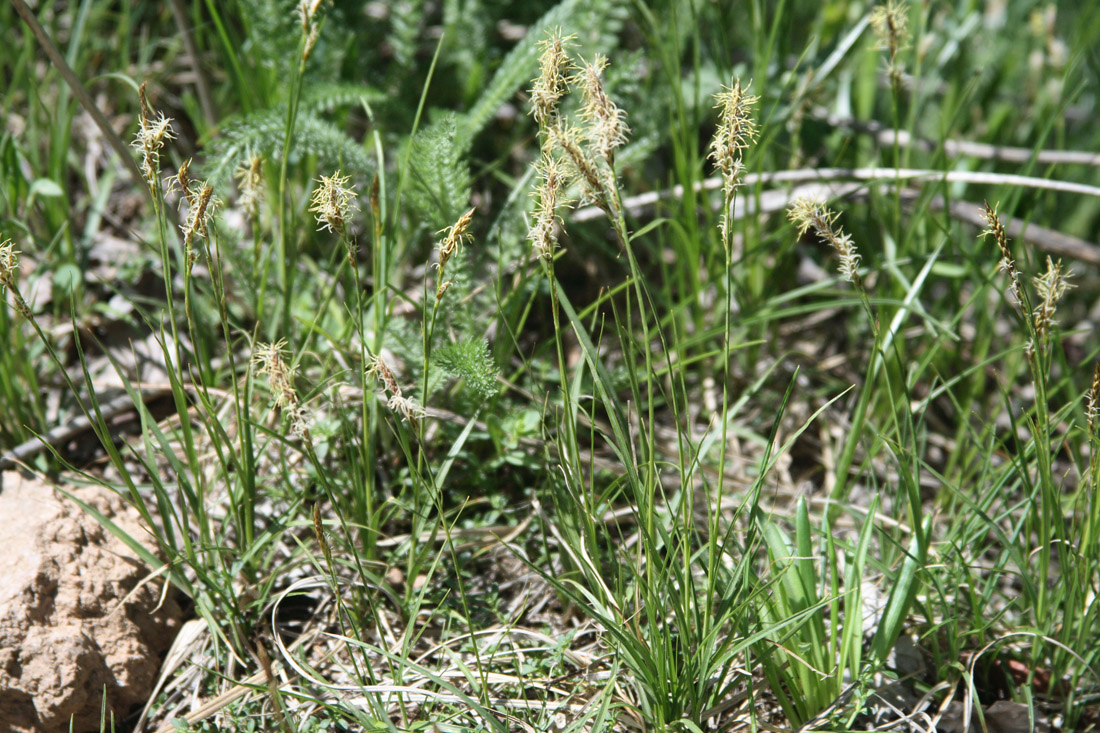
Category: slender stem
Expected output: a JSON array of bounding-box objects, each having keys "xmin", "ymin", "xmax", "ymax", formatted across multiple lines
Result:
[{"xmin": 277, "ymin": 51, "xmax": 307, "ymax": 335}]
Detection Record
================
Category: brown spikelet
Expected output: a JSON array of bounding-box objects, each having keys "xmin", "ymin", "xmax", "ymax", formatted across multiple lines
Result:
[
  {"xmin": 181, "ymin": 182, "xmax": 219, "ymax": 268},
  {"xmin": 981, "ymin": 201, "xmax": 1025, "ymax": 312},
  {"xmin": 1087, "ymin": 364, "xmax": 1100, "ymax": 436},
  {"xmin": 0, "ymin": 238, "xmax": 32, "ymax": 321},
  {"xmin": 435, "ymin": 207, "xmax": 475, "ymax": 301}
]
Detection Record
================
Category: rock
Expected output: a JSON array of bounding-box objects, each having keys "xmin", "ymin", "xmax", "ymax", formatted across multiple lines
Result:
[{"xmin": 0, "ymin": 471, "xmax": 182, "ymax": 732}]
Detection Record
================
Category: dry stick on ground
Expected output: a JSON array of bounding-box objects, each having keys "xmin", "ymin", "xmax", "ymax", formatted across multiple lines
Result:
[
  {"xmin": 576, "ymin": 167, "xmax": 1100, "ymax": 223},
  {"xmin": 575, "ymin": 168, "xmax": 1100, "ymax": 264},
  {"xmin": 0, "ymin": 387, "xmax": 174, "ymax": 475},
  {"xmin": 814, "ymin": 108, "xmax": 1100, "ymax": 167}
]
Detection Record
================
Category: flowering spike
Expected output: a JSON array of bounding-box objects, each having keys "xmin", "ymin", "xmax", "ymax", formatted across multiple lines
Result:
[
  {"xmin": 180, "ymin": 182, "xmax": 220, "ymax": 268},
  {"xmin": 529, "ymin": 29, "xmax": 576, "ymax": 129},
  {"xmin": 1088, "ymin": 364, "xmax": 1100, "ymax": 436},
  {"xmin": 0, "ymin": 238, "xmax": 31, "ymax": 320},
  {"xmin": 366, "ymin": 355, "xmax": 425, "ymax": 424},
  {"xmin": 309, "ymin": 171, "xmax": 358, "ymax": 235},
  {"xmin": 788, "ymin": 198, "xmax": 862, "ymax": 285},
  {"xmin": 435, "ymin": 207, "xmax": 475, "ymax": 301},
  {"xmin": 235, "ymin": 155, "xmax": 265, "ymax": 217},
  {"xmin": 253, "ymin": 339, "xmax": 311, "ymax": 439},
  {"xmin": 574, "ymin": 53, "xmax": 629, "ymax": 163},
  {"xmin": 528, "ymin": 153, "xmax": 569, "ymax": 261},
  {"xmin": 982, "ymin": 201, "xmax": 1025, "ymax": 312},
  {"xmin": 1031, "ymin": 255, "xmax": 1072, "ymax": 347},
  {"xmin": 870, "ymin": 1, "xmax": 910, "ymax": 87},
  {"xmin": 0, "ymin": 238, "xmax": 19, "ymax": 288},
  {"xmin": 709, "ymin": 79, "xmax": 759, "ymax": 248},
  {"xmin": 131, "ymin": 83, "xmax": 176, "ymax": 192}
]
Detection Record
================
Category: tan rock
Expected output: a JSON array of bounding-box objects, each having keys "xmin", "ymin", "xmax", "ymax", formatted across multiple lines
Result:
[{"xmin": 0, "ymin": 471, "xmax": 182, "ymax": 732}]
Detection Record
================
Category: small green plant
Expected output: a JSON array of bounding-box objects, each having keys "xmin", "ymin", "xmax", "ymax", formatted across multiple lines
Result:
[{"xmin": 5, "ymin": 0, "xmax": 1100, "ymax": 729}]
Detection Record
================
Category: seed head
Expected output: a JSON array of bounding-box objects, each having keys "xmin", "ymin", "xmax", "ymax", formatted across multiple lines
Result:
[
  {"xmin": 309, "ymin": 171, "xmax": 358, "ymax": 235},
  {"xmin": 235, "ymin": 155, "xmax": 265, "ymax": 217},
  {"xmin": 709, "ymin": 79, "xmax": 758, "ymax": 247},
  {"xmin": 435, "ymin": 207, "xmax": 475, "ymax": 301},
  {"xmin": 788, "ymin": 198, "xmax": 862, "ymax": 285},
  {"xmin": 366, "ymin": 355, "xmax": 425, "ymax": 424},
  {"xmin": 132, "ymin": 83, "xmax": 176, "ymax": 192},
  {"xmin": 870, "ymin": 1, "xmax": 910, "ymax": 86},
  {"xmin": 529, "ymin": 29, "xmax": 576, "ymax": 129},
  {"xmin": 528, "ymin": 153, "xmax": 568, "ymax": 261},
  {"xmin": 1088, "ymin": 364, "xmax": 1100, "ymax": 436},
  {"xmin": 165, "ymin": 158, "xmax": 194, "ymax": 206},
  {"xmin": 574, "ymin": 53, "xmax": 629, "ymax": 163},
  {"xmin": 0, "ymin": 238, "xmax": 19, "ymax": 288},
  {"xmin": 982, "ymin": 201, "xmax": 1024, "ymax": 311},
  {"xmin": 1032, "ymin": 255, "xmax": 1072, "ymax": 345}
]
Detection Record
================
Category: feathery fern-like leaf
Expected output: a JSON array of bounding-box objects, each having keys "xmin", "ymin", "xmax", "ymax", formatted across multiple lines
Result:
[
  {"xmin": 204, "ymin": 108, "xmax": 374, "ymax": 187},
  {"xmin": 301, "ymin": 82, "xmax": 387, "ymax": 114},
  {"xmin": 407, "ymin": 113, "xmax": 472, "ymax": 230},
  {"xmin": 435, "ymin": 338, "xmax": 500, "ymax": 401}
]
